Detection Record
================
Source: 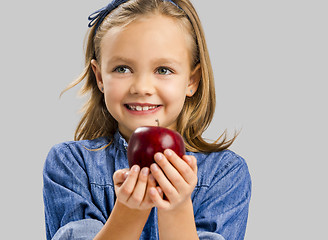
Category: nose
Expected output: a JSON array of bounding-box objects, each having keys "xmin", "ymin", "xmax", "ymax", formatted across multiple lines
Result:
[{"xmin": 129, "ymin": 73, "xmax": 155, "ymax": 96}]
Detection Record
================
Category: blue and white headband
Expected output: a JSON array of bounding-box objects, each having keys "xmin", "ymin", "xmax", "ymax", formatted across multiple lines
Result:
[{"xmin": 88, "ymin": 0, "xmax": 182, "ymax": 35}]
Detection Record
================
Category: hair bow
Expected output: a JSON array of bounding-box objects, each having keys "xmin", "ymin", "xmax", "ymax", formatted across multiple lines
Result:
[
  {"xmin": 88, "ymin": 0, "xmax": 129, "ymax": 31},
  {"xmin": 88, "ymin": 0, "xmax": 182, "ymax": 34}
]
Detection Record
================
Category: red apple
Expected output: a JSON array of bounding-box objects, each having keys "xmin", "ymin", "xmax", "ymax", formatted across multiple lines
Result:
[{"xmin": 127, "ymin": 126, "xmax": 186, "ymax": 169}]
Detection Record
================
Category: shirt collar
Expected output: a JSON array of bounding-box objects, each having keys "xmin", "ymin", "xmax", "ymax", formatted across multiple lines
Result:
[{"xmin": 113, "ymin": 130, "xmax": 128, "ymax": 151}]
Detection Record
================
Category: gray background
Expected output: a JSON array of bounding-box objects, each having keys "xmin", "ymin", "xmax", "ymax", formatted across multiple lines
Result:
[{"xmin": 1, "ymin": 0, "xmax": 327, "ymax": 239}]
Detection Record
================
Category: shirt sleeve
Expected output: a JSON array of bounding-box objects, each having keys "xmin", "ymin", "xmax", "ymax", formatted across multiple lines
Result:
[
  {"xmin": 52, "ymin": 219, "xmax": 103, "ymax": 240},
  {"xmin": 43, "ymin": 143, "xmax": 106, "ymax": 240},
  {"xmin": 197, "ymin": 231, "xmax": 225, "ymax": 240},
  {"xmin": 194, "ymin": 151, "xmax": 252, "ymax": 240}
]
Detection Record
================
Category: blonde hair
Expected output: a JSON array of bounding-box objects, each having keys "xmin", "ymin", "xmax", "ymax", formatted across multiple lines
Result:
[{"xmin": 62, "ymin": 0, "xmax": 237, "ymax": 152}]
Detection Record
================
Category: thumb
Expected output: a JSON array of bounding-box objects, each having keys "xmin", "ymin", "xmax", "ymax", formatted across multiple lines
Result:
[{"xmin": 113, "ymin": 168, "xmax": 129, "ymax": 185}]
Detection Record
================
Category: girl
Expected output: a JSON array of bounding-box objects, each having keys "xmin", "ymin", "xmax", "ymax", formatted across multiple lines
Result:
[{"xmin": 43, "ymin": 0, "xmax": 251, "ymax": 239}]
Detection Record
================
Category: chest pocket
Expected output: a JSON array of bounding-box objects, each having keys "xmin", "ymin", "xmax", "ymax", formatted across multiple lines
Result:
[{"xmin": 90, "ymin": 183, "xmax": 116, "ymax": 219}]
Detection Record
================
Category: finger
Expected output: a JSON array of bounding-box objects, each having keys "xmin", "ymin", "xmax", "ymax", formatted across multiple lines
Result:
[
  {"xmin": 149, "ymin": 187, "xmax": 170, "ymax": 209},
  {"xmin": 118, "ymin": 165, "xmax": 140, "ymax": 202},
  {"xmin": 163, "ymin": 150, "xmax": 196, "ymax": 186},
  {"xmin": 113, "ymin": 168, "xmax": 129, "ymax": 185},
  {"xmin": 156, "ymin": 186, "xmax": 163, "ymax": 198},
  {"xmin": 183, "ymin": 155, "xmax": 197, "ymax": 173},
  {"xmin": 128, "ymin": 167, "xmax": 149, "ymax": 205},
  {"xmin": 155, "ymin": 152, "xmax": 186, "ymax": 191},
  {"xmin": 150, "ymin": 162, "xmax": 178, "ymax": 200},
  {"xmin": 148, "ymin": 174, "xmax": 163, "ymax": 198},
  {"xmin": 154, "ymin": 151, "xmax": 189, "ymax": 191},
  {"xmin": 181, "ymin": 155, "xmax": 198, "ymax": 187},
  {"xmin": 147, "ymin": 173, "xmax": 157, "ymax": 189}
]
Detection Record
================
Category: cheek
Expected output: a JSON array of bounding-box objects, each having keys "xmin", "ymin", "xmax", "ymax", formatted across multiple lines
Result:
[
  {"xmin": 160, "ymin": 79, "xmax": 188, "ymax": 101},
  {"xmin": 103, "ymin": 80, "xmax": 126, "ymax": 105},
  {"xmin": 160, "ymin": 83, "xmax": 188, "ymax": 113}
]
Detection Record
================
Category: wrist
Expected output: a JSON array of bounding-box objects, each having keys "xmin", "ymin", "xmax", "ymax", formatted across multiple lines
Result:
[
  {"xmin": 115, "ymin": 200, "xmax": 152, "ymax": 217},
  {"xmin": 94, "ymin": 201, "xmax": 152, "ymax": 240},
  {"xmin": 157, "ymin": 199, "xmax": 198, "ymax": 240},
  {"xmin": 157, "ymin": 198, "xmax": 193, "ymax": 216},
  {"xmin": 157, "ymin": 199, "xmax": 194, "ymax": 221}
]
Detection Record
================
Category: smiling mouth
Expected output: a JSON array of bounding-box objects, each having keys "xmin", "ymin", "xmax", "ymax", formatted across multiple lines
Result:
[{"xmin": 124, "ymin": 104, "xmax": 161, "ymax": 111}]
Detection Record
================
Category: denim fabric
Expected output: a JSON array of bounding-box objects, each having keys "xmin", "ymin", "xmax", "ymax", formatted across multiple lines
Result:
[
  {"xmin": 51, "ymin": 219, "xmax": 103, "ymax": 240},
  {"xmin": 43, "ymin": 131, "xmax": 251, "ymax": 240}
]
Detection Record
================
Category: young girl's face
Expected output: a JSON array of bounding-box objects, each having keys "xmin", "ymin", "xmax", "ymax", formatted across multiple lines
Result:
[{"xmin": 92, "ymin": 14, "xmax": 199, "ymax": 140}]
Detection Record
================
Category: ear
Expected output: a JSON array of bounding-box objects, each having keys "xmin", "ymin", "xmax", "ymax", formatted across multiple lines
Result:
[
  {"xmin": 186, "ymin": 63, "xmax": 201, "ymax": 97},
  {"xmin": 91, "ymin": 59, "xmax": 104, "ymax": 92}
]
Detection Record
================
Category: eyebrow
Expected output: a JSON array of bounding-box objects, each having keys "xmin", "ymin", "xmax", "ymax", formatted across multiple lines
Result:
[
  {"xmin": 107, "ymin": 56, "xmax": 135, "ymax": 65},
  {"xmin": 107, "ymin": 56, "xmax": 182, "ymax": 66},
  {"xmin": 152, "ymin": 58, "xmax": 182, "ymax": 66}
]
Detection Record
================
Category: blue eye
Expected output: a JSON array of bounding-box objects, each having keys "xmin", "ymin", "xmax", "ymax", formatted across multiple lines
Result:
[
  {"xmin": 157, "ymin": 67, "xmax": 172, "ymax": 75},
  {"xmin": 114, "ymin": 66, "xmax": 131, "ymax": 73}
]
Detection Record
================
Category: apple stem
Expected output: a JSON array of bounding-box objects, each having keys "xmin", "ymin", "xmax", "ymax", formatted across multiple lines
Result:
[{"xmin": 155, "ymin": 119, "xmax": 160, "ymax": 127}]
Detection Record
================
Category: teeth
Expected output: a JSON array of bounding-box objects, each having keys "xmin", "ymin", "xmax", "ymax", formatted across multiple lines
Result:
[{"xmin": 128, "ymin": 105, "xmax": 157, "ymax": 111}]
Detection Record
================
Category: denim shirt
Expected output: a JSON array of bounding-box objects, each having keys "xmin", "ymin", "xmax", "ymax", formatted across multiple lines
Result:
[{"xmin": 43, "ymin": 131, "xmax": 251, "ymax": 240}]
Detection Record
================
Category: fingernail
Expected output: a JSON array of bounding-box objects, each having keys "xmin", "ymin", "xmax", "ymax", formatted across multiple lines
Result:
[
  {"xmin": 123, "ymin": 171, "xmax": 129, "ymax": 180},
  {"xmin": 149, "ymin": 187, "xmax": 157, "ymax": 195},
  {"xmin": 141, "ymin": 168, "xmax": 149, "ymax": 176},
  {"xmin": 184, "ymin": 156, "xmax": 192, "ymax": 164},
  {"xmin": 165, "ymin": 149, "xmax": 173, "ymax": 156},
  {"xmin": 149, "ymin": 174, "xmax": 155, "ymax": 181},
  {"xmin": 132, "ymin": 165, "xmax": 140, "ymax": 172},
  {"xmin": 154, "ymin": 153, "xmax": 163, "ymax": 161},
  {"xmin": 157, "ymin": 187, "xmax": 163, "ymax": 195},
  {"xmin": 151, "ymin": 163, "xmax": 159, "ymax": 172}
]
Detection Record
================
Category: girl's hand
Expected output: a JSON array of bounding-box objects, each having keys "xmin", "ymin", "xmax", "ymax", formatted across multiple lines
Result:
[
  {"xmin": 149, "ymin": 149, "xmax": 198, "ymax": 211},
  {"xmin": 113, "ymin": 165, "xmax": 158, "ymax": 210}
]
